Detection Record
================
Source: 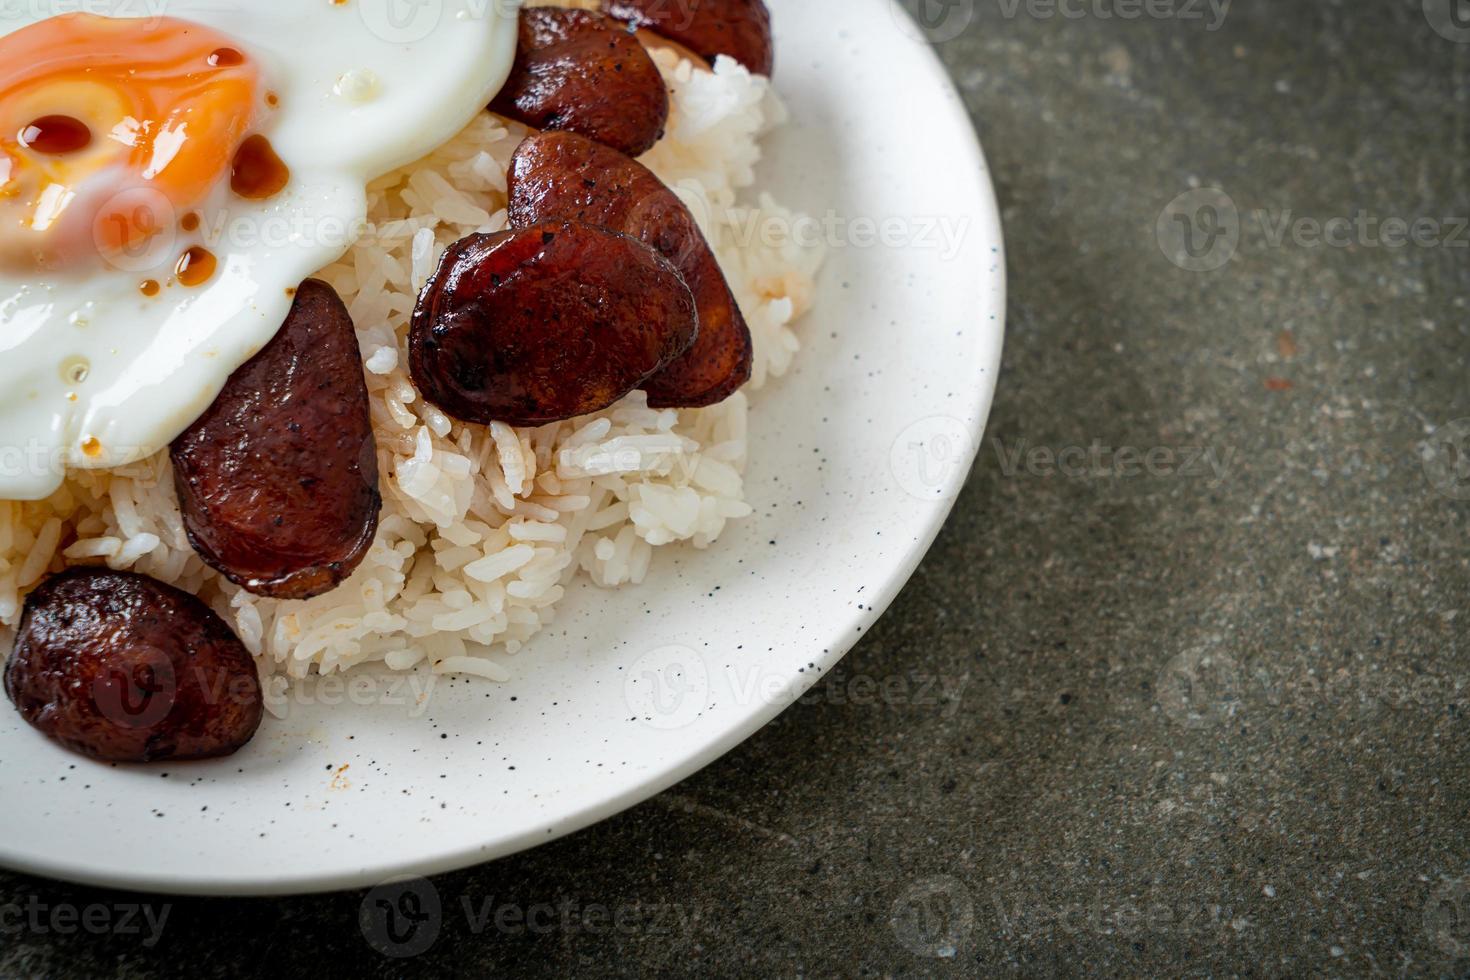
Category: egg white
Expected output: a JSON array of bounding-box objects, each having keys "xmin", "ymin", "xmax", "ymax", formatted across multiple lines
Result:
[{"xmin": 0, "ymin": 0, "xmax": 520, "ymax": 499}]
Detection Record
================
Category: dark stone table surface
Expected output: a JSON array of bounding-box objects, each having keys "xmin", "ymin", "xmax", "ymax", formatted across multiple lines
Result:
[{"xmin": 2, "ymin": 0, "xmax": 1467, "ymax": 976}]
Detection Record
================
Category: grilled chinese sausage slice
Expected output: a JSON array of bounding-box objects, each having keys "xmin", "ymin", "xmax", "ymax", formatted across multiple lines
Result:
[
  {"xmin": 601, "ymin": 0, "xmax": 773, "ymax": 76},
  {"xmin": 490, "ymin": 7, "xmax": 669, "ymax": 157},
  {"xmin": 4, "ymin": 569, "xmax": 263, "ymax": 763},
  {"xmin": 409, "ymin": 221, "xmax": 697, "ymax": 426},
  {"xmin": 171, "ymin": 279, "xmax": 380, "ymax": 601},
  {"xmin": 508, "ymin": 131, "xmax": 752, "ymax": 408}
]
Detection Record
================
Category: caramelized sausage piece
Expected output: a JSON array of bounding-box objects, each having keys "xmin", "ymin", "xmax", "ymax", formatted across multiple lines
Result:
[
  {"xmin": 4, "ymin": 568, "xmax": 263, "ymax": 763},
  {"xmin": 600, "ymin": 0, "xmax": 773, "ymax": 76},
  {"xmin": 171, "ymin": 279, "xmax": 380, "ymax": 600},
  {"xmin": 410, "ymin": 221, "xmax": 697, "ymax": 426},
  {"xmin": 490, "ymin": 7, "xmax": 669, "ymax": 157},
  {"xmin": 508, "ymin": 131, "xmax": 752, "ymax": 408}
]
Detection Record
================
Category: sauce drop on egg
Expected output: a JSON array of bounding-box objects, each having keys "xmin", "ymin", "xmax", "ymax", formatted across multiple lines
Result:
[
  {"xmin": 207, "ymin": 47, "xmax": 245, "ymax": 68},
  {"xmin": 175, "ymin": 246, "xmax": 217, "ymax": 287},
  {"xmin": 139, "ymin": 279, "xmax": 160, "ymax": 297},
  {"xmin": 230, "ymin": 134, "xmax": 290, "ymax": 200},
  {"xmin": 18, "ymin": 115, "xmax": 91, "ymax": 155}
]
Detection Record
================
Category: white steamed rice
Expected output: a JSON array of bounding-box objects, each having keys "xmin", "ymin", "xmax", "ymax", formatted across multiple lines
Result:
[{"xmin": 0, "ymin": 50, "xmax": 824, "ymax": 690}]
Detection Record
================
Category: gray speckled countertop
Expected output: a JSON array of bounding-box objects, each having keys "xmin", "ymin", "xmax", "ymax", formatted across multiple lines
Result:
[{"xmin": 3, "ymin": 1, "xmax": 1469, "ymax": 975}]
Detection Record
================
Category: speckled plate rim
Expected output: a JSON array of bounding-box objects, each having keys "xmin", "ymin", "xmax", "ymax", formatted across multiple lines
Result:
[{"xmin": 0, "ymin": 0, "xmax": 1005, "ymax": 896}]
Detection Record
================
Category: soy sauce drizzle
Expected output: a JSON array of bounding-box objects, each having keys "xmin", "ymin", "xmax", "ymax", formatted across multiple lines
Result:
[
  {"xmin": 230, "ymin": 134, "xmax": 289, "ymax": 200},
  {"xmin": 175, "ymin": 247, "xmax": 216, "ymax": 287},
  {"xmin": 18, "ymin": 115, "xmax": 91, "ymax": 155},
  {"xmin": 207, "ymin": 47, "xmax": 244, "ymax": 68}
]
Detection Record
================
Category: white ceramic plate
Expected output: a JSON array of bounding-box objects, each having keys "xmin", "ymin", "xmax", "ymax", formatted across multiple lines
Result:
[{"xmin": 0, "ymin": 0, "xmax": 1005, "ymax": 895}]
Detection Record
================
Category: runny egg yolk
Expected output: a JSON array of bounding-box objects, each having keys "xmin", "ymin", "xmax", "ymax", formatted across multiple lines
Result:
[{"xmin": 0, "ymin": 13, "xmax": 265, "ymax": 274}]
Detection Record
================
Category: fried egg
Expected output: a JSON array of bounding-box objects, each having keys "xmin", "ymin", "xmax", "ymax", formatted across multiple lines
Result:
[{"xmin": 0, "ymin": 2, "xmax": 519, "ymax": 499}]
